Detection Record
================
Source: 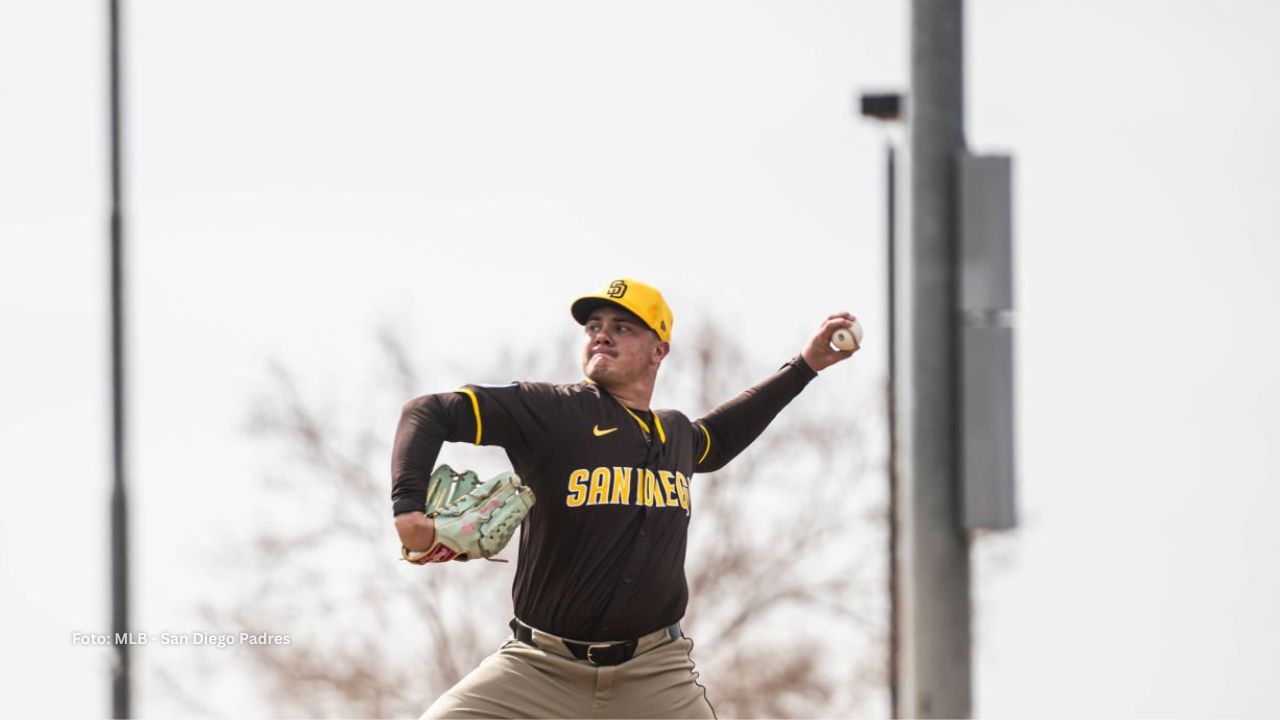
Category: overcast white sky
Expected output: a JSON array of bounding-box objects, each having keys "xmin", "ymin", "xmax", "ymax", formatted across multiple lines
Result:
[{"xmin": 3, "ymin": 1, "xmax": 1279, "ymax": 717}]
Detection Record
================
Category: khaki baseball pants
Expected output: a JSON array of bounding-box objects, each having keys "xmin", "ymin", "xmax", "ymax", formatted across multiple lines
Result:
[{"xmin": 421, "ymin": 624, "xmax": 716, "ymax": 719}]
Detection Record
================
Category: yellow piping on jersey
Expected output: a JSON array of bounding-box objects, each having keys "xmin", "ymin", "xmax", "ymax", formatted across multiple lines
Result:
[
  {"xmin": 618, "ymin": 402, "xmax": 666, "ymax": 444},
  {"xmin": 619, "ymin": 404, "xmax": 649, "ymax": 434},
  {"xmin": 456, "ymin": 387, "xmax": 482, "ymax": 445},
  {"xmin": 696, "ymin": 422, "xmax": 711, "ymax": 465}
]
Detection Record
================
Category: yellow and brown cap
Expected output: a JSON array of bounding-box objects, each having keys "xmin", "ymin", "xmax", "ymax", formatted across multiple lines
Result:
[{"xmin": 570, "ymin": 278, "xmax": 674, "ymax": 342}]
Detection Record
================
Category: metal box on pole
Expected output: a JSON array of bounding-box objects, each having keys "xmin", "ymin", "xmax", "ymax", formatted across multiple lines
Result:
[{"xmin": 957, "ymin": 153, "xmax": 1017, "ymax": 531}]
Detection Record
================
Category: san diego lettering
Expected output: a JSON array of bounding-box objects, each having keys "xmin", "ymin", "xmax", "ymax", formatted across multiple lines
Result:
[{"xmin": 564, "ymin": 467, "xmax": 690, "ymax": 515}]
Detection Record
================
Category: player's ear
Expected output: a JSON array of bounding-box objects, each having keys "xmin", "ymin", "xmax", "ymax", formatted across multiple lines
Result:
[{"xmin": 652, "ymin": 340, "xmax": 670, "ymax": 363}]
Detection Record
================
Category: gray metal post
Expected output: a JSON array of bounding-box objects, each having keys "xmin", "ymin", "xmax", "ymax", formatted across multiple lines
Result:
[
  {"xmin": 886, "ymin": 140, "xmax": 900, "ymax": 719},
  {"xmin": 109, "ymin": 0, "xmax": 132, "ymax": 716},
  {"xmin": 857, "ymin": 90, "xmax": 906, "ymax": 719},
  {"xmin": 897, "ymin": 0, "xmax": 971, "ymax": 717}
]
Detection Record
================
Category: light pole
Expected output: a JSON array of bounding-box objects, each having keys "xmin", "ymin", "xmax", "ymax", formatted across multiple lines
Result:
[
  {"xmin": 864, "ymin": 6, "xmax": 1015, "ymax": 715},
  {"xmin": 108, "ymin": 0, "xmax": 132, "ymax": 716},
  {"xmin": 902, "ymin": 1, "xmax": 975, "ymax": 715},
  {"xmin": 858, "ymin": 90, "xmax": 905, "ymax": 717}
]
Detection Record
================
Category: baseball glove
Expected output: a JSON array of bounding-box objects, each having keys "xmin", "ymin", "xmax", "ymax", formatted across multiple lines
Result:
[{"xmin": 402, "ymin": 464, "xmax": 535, "ymax": 564}]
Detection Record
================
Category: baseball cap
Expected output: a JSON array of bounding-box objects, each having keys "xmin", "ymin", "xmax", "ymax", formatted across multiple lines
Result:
[{"xmin": 570, "ymin": 278, "xmax": 674, "ymax": 342}]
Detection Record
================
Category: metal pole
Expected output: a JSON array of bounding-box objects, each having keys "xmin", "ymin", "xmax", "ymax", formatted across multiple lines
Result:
[
  {"xmin": 886, "ymin": 140, "xmax": 900, "ymax": 719},
  {"xmin": 899, "ymin": 0, "xmax": 970, "ymax": 717},
  {"xmin": 855, "ymin": 91, "xmax": 906, "ymax": 718},
  {"xmin": 109, "ymin": 0, "xmax": 132, "ymax": 716}
]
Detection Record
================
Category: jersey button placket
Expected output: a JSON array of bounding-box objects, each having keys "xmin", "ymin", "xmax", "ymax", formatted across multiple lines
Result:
[{"xmin": 598, "ymin": 405, "xmax": 660, "ymax": 623}]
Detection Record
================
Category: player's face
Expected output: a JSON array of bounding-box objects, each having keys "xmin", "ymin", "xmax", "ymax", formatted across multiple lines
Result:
[{"xmin": 582, "ymin": 307, "xmax": 665, "ymax": 385}]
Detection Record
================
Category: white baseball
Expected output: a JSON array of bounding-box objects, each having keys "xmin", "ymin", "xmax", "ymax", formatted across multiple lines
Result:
[{"xmin": 831, "ymin": 320, "xmax": 863, "ymax": 352}]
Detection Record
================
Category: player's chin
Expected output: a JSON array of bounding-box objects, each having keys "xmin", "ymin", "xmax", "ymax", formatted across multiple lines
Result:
[{"xmin": 584, "ymin": 357, "xmax": 608, "ymax": 381}]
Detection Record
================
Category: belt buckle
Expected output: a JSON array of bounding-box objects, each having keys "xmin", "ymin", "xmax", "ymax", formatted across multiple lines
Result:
[{"xmin": 586, "ymin": 643, "xmax": 614, "ymax": 665}]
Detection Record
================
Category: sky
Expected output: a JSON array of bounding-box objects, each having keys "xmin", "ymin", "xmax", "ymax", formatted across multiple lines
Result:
[{"xmin": 2, "ymin": 0, "xmax": 1279, "ymax": 717}]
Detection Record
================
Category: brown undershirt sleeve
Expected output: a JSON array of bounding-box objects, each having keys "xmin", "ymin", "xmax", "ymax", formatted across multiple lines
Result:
[
  {"xmin": 390, "ymin": 392, "xmax": 479, "ymax": 516},
  {"xmin": 694, "ymin": 355, "xmax": 819, "ymax": 473}
]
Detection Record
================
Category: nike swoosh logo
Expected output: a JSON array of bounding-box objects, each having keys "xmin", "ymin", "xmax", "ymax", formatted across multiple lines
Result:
[{"xmin": 593, "ymin": 425, "xmax": 619, "ymax": 437}]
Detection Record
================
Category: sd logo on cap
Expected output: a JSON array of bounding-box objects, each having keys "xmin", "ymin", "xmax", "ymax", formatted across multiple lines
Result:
[{"xmin": 571, "ymin": 278, "xmax": 674, "ymax": 342}]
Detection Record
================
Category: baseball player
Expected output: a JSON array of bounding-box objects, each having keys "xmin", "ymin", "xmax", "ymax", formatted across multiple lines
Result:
[{"xmin": 391, "ymin": 277, "xmax": 859, "ymax": 719}]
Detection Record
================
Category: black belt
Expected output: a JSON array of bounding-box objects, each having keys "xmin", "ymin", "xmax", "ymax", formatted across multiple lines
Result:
[{"xmin": 510, "ymin": 618, "xmax": 681, "ymax": 667}]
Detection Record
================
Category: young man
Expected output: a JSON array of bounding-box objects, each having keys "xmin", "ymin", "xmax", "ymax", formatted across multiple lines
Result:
[{"xmin": 391, "ymin": 277, "xmax": 858, "ymax": 718}]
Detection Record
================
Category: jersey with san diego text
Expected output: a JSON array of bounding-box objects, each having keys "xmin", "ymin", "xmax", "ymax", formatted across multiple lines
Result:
[{"xmin": 391, "ymin": 356, "xmax": 818, "ymax": 641}]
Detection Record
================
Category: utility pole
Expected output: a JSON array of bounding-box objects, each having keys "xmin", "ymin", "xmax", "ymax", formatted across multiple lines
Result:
[
  {"xmin": 108, "ymin": 0, "xmax": 132, "ymax": 716},
  {"xmin": 858, "ymin": 90, "xmax": 905, "ymax": 718},
  {"xmin": 896, "ymin": 0, "xmax": 971, "ymax": 717}
]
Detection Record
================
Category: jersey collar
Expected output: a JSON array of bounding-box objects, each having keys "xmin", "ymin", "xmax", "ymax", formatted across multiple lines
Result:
[
  {"xmin": 618, "ymin": 402, "xmax": 666, "ymax": 444},
  {"xmin": 587, "ymin": 379, "xmax": 666, "ymax": 444}
]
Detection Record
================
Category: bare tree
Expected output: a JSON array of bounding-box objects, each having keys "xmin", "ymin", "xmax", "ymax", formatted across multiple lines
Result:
[{"xmin": 177, "ymin": 317, "xmax": 888, "ymax": 718}]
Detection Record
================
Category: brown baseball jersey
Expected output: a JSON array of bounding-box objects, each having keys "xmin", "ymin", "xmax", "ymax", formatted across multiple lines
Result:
[{"xmin": 391, "ymin": 355, "xmax": 818, "ymax": 641}]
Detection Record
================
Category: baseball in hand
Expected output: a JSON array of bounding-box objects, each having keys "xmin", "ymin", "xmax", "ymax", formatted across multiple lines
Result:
[{"xmin": 831, "ymin": 321, "xmax": 863, "ymax": 352}]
